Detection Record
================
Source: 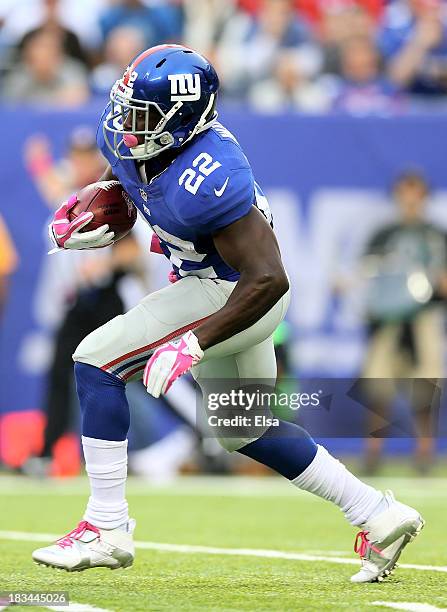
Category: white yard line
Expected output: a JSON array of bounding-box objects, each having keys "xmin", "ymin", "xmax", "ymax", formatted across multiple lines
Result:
[
  {"xmin": 0, "ymin": 530, "xmax": 446, "ymax": 573},
  {"xmin": 48, "ymin": 603, "xmax": 113, "ymax": 612},
  {"xmin": 373, "ymin": 602, "xmax": 447, "ymax": 611}
]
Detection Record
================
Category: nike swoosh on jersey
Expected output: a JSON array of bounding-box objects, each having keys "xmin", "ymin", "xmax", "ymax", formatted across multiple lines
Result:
[{"xmin": 214, "ymin": 177, "xmax": 230, "ymax": 198}]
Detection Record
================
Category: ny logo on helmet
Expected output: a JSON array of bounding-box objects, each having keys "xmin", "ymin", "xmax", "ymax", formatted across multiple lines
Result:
[{"xmin": 168, "ymin": 74, "xmax": 201, "ymax": 102}]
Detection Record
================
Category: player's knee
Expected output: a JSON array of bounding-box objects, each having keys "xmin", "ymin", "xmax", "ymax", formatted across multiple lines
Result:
[
  {"xmin": 75, "ymin": 362, "xmax": 129, "ymax": 440},
  {"xmin": 73, "ymin": 327, "xmax": 108, "ymax": 368},
  {"xmin": 73, "ymin": 315, "xmax": 125, "ymax": 368},
  {"xmin": 215, "ymin": 433, "xmax": 267, "ymax": 453},
  {"xmin": 75, "ymin": 362, "xmax": 125, "ymax": 409},
  {"xmin": 216, "ymin": 437, "xmax": 242, "ymax": 453},
  {"xmin": 73, "ymin": 332, "xmax": 96, "ymax": 366},
  {"xmin": 75, "ymin": 362, "xmax": 108, "ymax": 398}
]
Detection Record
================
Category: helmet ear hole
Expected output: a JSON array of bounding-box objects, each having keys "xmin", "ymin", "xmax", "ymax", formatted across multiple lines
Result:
[{"xmin": 180, "ymin": 110, "xmax": 194, "ymax": 127}]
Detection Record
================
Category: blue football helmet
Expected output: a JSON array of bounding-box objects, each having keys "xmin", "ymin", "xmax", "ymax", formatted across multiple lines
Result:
[{"xmin": 103, "ymin": 44, "xmax": 219, "ymax": 161}]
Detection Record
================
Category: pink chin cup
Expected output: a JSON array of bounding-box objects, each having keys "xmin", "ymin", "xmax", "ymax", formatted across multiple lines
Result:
[{"xmin": 123, "ymin": 133, "xmax": 140, "ymax": 148}]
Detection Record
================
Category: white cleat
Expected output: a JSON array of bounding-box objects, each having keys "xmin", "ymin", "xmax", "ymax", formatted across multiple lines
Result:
[
  {"xmin": 32, "ymin": 519, "xmax": 136, "ymax": 572},
  {"xmin": 350, "ymin": 491, "xmax": 424, "ymax": 583}
]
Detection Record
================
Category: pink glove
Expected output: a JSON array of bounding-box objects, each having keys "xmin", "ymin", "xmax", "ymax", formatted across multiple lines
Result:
[
  {"xmin": 143, "ymin": 330, "xmax": 204, "ymax": 398},
  {"xmin": 49, "ymin": 194, "xmax": 114, "ymax": 252}
]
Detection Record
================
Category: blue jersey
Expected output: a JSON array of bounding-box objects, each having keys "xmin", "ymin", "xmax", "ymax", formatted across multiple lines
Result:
[{"xmin": 97, "ymin": 109, "xmax": 272, "ymax": 281}]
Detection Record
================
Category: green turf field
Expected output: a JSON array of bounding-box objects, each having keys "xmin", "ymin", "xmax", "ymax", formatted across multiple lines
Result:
[{"xmin": 0, "ymin": 474, "xmax": 446, "ymax": 611}]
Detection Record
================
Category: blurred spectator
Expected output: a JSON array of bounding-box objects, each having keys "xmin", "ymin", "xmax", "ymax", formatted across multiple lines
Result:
[
  {"xmin": 320, "ymin": 5, "xmax": 376, "ymax": 74},
  {"xmin": 0, "ymin": 214, "xmax": 18, "ymax": 321},
  {"xmin": 2, "ymin": 30, "xmax": 89, "ymax": 107},
  {"xmin": 99, "ymin": 0, "xmax": 183, "ymax": 48},
  {"xmin": 248, "ymin": 48, "xmax": 330, "ymax": 112},
  {"xmin": 331, "ymin": 36, "xmax": 404, "ymax": 114},
  {"xmin": 360, "ymin": 171, "xmax": 447, "ymax": 474},
  {"xmin": 17, "ymin": 0, "xmax": 89, "ymax": 68},
  {"xmin": 91, "ymin": 26, "xmax": 146, "ymax": 97},
  {"xmin": 183, "ymin": 0, "xmax": 238, "ymax": 60},
  {"xmin": 29, "ymin": 234, "xmax": 143, "ymax": 476},
  {"xmin": 23, "ymin": 128, "xmax": 145, "ymax": 476},
  {"xmin": 217, "ymin": 0, "xmax": 322, "ymax": 101},
  {"xmin": 0, "ymin": 0, "xmax": 105, "ymax": 56},
  {"xmin": 379, "ymin": 0, "xmax": 447, "ymax": 95}
]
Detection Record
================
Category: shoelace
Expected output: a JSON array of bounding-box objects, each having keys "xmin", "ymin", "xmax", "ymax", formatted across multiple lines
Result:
[
  {"xmin": 354, "ymin": 531, "xmax": 384, "ymax": 559},
  {"xmin": 57, "ymin": 521, "xmax": 100, "ymax": 549}
]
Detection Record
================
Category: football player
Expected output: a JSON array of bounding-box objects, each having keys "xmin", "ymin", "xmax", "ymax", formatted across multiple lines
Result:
[{"xmin": 33, "ymin": 45, "xmax": 424, "ymax": 583}]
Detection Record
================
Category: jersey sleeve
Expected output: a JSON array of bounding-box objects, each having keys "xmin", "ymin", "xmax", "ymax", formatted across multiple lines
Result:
[{"xmin": 177, "ymin": 164, "xmax": 255, "ymax": 234}]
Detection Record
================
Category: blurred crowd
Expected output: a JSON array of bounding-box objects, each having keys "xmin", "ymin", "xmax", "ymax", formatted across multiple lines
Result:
[{"xmin": 0, "ymin": 0, "xmax": 447, "ymax": 114}]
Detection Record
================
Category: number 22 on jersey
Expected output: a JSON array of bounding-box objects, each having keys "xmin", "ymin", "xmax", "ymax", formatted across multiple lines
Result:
[{"xmin": 179, "ymin": 153, "xmax": 221, "ymax": 195}]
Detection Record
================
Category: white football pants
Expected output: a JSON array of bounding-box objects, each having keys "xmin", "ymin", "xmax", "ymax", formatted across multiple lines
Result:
[{"xmin": 73, "ymin": 276, "xmax": 290, "ymax": 450}]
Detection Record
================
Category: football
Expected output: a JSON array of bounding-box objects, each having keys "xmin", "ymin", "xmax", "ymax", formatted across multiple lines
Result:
[{"xmin": 68, "ymin": 180, "xmax": 137, "ymax": 241}]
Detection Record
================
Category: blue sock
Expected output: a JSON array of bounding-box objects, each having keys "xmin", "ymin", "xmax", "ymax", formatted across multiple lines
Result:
[
  {"xmin": 75, "ymin": 362, "xmax": 129, "ymax": 441},
  {"xmin": 237, "ymin": 419, "xmax": 318, "ymax": 480}
]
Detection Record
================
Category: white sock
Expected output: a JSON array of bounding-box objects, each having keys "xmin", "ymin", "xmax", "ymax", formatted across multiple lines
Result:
[
  {"xmin": 292, "ymin": 445, "xmax": 387, "ymax": 526},
  {"xmin": 82, "ymin": 436, "xmax": 129, "ymax": 530}
]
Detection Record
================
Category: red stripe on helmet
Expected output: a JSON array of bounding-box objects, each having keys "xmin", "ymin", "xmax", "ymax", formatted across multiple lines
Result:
[
  {"xmin": 131, "ymin": 44, "xmax": 189, "ymax": 73},
  {"xmin": 123, "ymin": 45, "xmax": 178, "ymax": 85}
]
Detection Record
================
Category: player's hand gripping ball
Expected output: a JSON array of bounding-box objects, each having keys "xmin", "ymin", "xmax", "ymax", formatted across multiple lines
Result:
[
  {"xmin": 144, "ymin": 331, "xmax": 204, "ymax": 397},
  {"xmin": 49, "ymin": 181, "xmax": 137, "ymax": 251}
]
